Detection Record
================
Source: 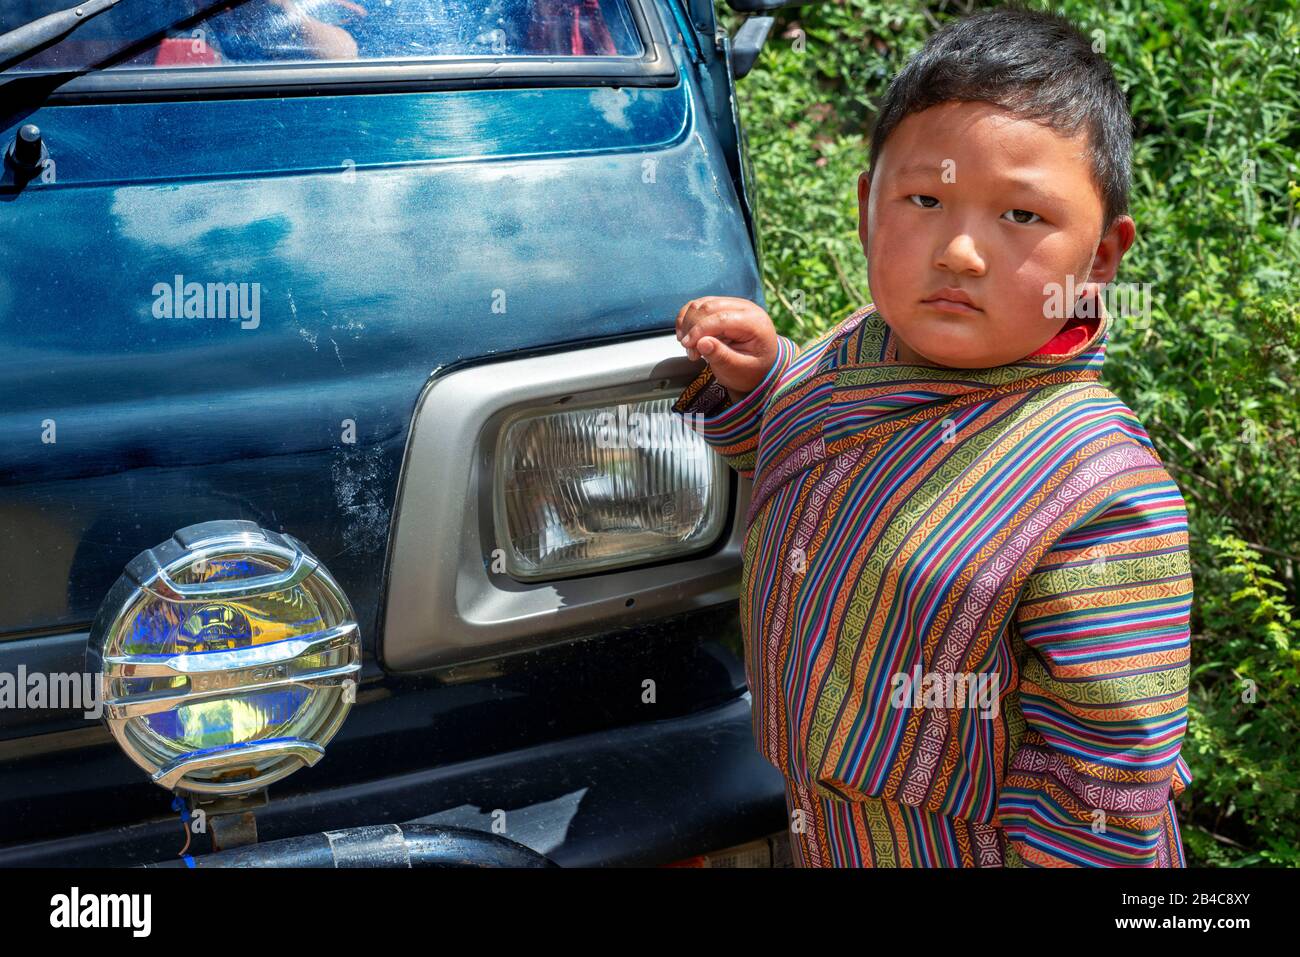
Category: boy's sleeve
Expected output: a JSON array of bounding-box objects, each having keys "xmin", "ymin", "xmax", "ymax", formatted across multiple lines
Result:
[
  {"xmin": 670, "ymin": 334, "xmax": 799, "ymax": 478},
  {"xmin": 996, "ymin": 464, "xmax": 1195, "ymax": 867}
]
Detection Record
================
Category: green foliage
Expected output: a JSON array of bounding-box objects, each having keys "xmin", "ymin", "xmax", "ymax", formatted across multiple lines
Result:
[
  {"xmin": 720, "ymin": 0, "xmax": 1300, "ymax": 865},
  {"xmin": 1184, "ymin": 535, "xmax": 1300, "ymax": 865}
]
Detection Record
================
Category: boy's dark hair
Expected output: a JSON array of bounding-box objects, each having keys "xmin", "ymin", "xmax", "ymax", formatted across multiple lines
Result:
[{"xmin": 868, "ymin": 6, "xmax": 1132, "ymax": 229}]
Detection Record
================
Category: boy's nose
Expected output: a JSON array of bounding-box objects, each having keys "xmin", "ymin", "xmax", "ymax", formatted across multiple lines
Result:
[{"xmin": 934, "ymin": 232, "xmax": 987, "ymax": 277}]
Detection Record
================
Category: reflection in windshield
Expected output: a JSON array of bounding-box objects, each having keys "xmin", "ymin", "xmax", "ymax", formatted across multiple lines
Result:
[{"xmin": 0, "ymin": 0, "xmax": 643, "ymax": 72}]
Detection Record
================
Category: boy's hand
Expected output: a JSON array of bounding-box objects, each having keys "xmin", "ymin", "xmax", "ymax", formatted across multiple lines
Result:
[{"xmin": 675, "ymin": 296, "xmax": 779, "ymax": 403}]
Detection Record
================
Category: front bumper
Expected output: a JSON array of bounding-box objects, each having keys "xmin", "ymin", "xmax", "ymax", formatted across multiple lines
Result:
[{"xmin": 0, "ymin": 692, "xmax": 787, "ymax": 867}]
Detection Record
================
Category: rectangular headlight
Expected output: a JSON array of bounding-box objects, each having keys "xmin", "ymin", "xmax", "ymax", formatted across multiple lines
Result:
[{"xmin": 493, "ymin": 395, "xmax": 729, "ymax": 580}]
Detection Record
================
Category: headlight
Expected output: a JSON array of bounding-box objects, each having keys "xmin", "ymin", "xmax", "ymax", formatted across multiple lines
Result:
[
  {"xmin": 493, "ymin": 395, "xmax": 728, "ymax": 580},
  {"xmin": 86, "ymin": 521, "xmax": 360, "ymax": 796},
  {"xmin": 382, "ymin": 335, "xmax": 747, "ymax": 673}
]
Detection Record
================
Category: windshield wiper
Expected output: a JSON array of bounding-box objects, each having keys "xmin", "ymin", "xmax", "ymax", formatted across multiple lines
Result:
[{"xmin": 0, "ymin": 0, "xmax": 125, "ymax": 71}]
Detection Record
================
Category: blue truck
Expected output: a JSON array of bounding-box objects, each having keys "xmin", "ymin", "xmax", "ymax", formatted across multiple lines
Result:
[{"xmin": 0, "ymin": 0, "xmax": 795, "ymax": 867}]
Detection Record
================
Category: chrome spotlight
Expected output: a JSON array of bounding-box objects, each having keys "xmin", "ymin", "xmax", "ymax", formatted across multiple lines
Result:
[{"xmin": 86, "ymin": 521, "xmax": 361, "ymax": 796}]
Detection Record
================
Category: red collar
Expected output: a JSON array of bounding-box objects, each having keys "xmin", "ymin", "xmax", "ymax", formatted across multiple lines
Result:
[{"xmin": 1028, "ymin": 313, "xmax": 1100, "ymax": 356}]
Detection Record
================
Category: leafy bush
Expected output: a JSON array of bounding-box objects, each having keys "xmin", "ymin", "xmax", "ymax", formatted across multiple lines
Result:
[{"xmin": 720, "ymin": 0, "xmax": 1300, "ymax": 865}]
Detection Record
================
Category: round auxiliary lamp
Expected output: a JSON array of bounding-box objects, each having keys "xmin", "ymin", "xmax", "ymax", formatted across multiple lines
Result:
[{"xmin": 86, "ymin": 521, "xmax": 361, "ymax": 797}]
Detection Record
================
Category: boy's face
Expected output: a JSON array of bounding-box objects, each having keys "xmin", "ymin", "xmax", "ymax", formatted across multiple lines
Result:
[{"xmin": 858, "ymin": 101, "xmax": 1135, "ymax": 368}]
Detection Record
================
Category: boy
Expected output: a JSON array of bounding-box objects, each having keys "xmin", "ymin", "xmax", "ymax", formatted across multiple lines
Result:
[{"xmin": 672, "ymin": 6, "xmax": 1193, "ymax": 867}]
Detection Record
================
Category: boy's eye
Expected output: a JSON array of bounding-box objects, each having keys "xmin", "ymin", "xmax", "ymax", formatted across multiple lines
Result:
[
  {"xmin": 908, "ymin": 194, "xmax": 941, "ymax": 209},
  {"xmin": 1002, "ymin": 208, "xmax": 1041, "ymax": 224}
]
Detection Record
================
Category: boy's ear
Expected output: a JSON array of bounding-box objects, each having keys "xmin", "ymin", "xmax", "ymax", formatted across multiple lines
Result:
[
  {"xmin": 1087, "ymin": 214, "xmax": 1136, "ymax": 284},
  {"xmin": 857, "ymin": 170, "xmax": 872, "ymax": 249}
]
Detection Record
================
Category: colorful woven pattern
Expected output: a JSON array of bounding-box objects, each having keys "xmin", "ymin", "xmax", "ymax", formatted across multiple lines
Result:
[{"xmin": 673, "ymin": 302, "xmax": 1193, "ymax": 867}]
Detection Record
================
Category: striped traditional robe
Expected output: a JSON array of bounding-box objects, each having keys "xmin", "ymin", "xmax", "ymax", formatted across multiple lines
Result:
[{"xmin": 673, "ymin": 301, "xmax": 1193, "ymax": 867}]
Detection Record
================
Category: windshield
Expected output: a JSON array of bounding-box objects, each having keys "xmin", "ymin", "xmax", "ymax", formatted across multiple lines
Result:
[{"xmin": 0, "ymin": 0, "xmax": 644, "ymax": 72}]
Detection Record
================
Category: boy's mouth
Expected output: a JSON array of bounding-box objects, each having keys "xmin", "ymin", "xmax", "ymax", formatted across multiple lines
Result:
[{"xmin": 921, "ymin": 288, "xmax": 982, "ymax": 315}]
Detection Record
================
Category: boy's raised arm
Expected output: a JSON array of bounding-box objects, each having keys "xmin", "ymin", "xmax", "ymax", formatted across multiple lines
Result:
[
  {"xmin": 996, "ymin": 465, "xmax": 1195, "ymax": 867},
  {"xmin": 672, "ymin": 334, "xmax": 799, "ymax": 478}
]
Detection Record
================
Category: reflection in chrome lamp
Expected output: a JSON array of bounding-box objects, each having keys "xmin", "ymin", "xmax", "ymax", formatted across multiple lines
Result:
[{"xmin": 128, "ymin": 557, "xmax": 321, "ymax": 748}]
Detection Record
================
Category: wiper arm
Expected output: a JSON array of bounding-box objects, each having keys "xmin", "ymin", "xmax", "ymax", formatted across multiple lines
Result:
[{"xmin": 0, "ymin": 0, "xmax": 125, "ymax": 71}]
